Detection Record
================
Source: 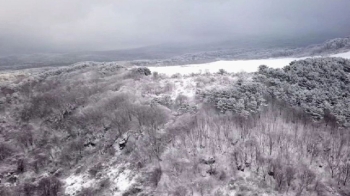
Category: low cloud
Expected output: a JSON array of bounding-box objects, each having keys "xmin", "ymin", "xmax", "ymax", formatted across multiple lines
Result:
[{"xmin": 1, "ymin": 0, "xmax": 350, "ymax": 55}]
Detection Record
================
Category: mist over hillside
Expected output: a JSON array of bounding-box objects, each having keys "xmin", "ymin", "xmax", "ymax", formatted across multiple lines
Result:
[{"xmin": 1, "ymin": 35, "xmax": 350, "ymax": 71}]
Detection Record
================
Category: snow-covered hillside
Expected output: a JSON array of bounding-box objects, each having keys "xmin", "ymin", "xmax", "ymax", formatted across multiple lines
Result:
[{"xmin": 149, "ymin": 51, "xmax": 350, "ymax": 75}]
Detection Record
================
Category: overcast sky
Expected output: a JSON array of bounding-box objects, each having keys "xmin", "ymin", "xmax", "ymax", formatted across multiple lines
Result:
[{"xmin": 1, "ymin": 0, "xmax": 350, "ymax": 55}]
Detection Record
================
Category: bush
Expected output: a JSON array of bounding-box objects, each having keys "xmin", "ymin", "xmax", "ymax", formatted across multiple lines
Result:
[
  {"xmin": 22, "ymin": 182, "xmax": 37, "ymax": 196},
  {"xmin": 152, "ymin": 95, "xmax": 173, "ymax": 108},
  {"xmin": 15, "ymin": 126, "xmax": 34, "ymax": 150},
  {"xmin": 122, "ymin": 187, "xmax": 142, "ymax": 196},
  {"xmin": 37, "ymin": 176, "xmax": 62, "ymax": 196},
  {"xmin": 17, "ymin": 158, "xmax": 27, "ymax": 173},
  {"xmin": 197, "ymin": 81, "xmax": 266, "ymax": 116},
  {"xmin": 218, "ymin": 69, "xmax": 228, "ymax": 75},
  {"xmin": 76, "ymin": 188, "xmax": 97, "ymax": 196},
  {"xmin": 98, "ymin": 178, "xmax": 111, "ymax": 190},
  {"xmin": 127, "ymin": 67, "xmax": 152, "ymax": 79},
  {"xmin": 175, "ymin": 94, "xmax": 189, "ymax": 107},
  {"xmin": 88, "ymin": 163, "xmax": 103, "ymax": 178},
  {"xmin": 172, "ymin": 186, "xmax": 188, "ymax": 196},
  {"xmin": 148, "ymin": 167, "xmax": 162, "ymax": 187},
  {"xmin": 0, "ymin": 143, "xmax": 14, "ymax": 162},
  {"xmin": 218, "ymin": 170, "xmax": 227, "ymax": 181},
  {"xmin": 152, "ymin": 71, "xmax": 159, "ymax": 80}
]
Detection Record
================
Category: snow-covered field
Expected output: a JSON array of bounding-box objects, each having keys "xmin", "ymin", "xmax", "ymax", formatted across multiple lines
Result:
[
  {"xmin": 149, "ymin": 51, "xmax": 350, "ymax": 76},
  {"xmin": 332, "ymin": 51, "xmax": 350, "ymax": 58}
]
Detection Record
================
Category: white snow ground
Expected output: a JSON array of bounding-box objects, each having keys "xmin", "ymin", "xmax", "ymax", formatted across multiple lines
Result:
[
  {"xmin": 149, "ymin": 51, "xmax": 350, "ymax": 76},
  {"xmin": 64, "ymin": 164, "xmax": 137, "ymax": 196},
  {"xmin": 331, "ymin": 50, "xmax": 350, "ymax": 58}
]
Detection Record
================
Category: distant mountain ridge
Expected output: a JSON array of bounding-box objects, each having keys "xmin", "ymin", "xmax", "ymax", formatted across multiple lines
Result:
[
  {"xmin": 1, "ymin": 35, "xmax": 350, "ymax": 70},
  {"xmin": 276, "ymin": 36, "xmax": 350, "ymax": 57},
  {"xmin": 308, "ymin": 36, "xmax": 350, "ymax": 54}
]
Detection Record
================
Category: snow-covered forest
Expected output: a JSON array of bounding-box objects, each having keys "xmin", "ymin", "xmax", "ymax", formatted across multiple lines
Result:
[
  {"xmin": 1, "ymin": 55, "xmax": 350, "ymax": 195},
  {"xmin": 2, "ymin": 0, "xmax": 350, "ymax": 195}
]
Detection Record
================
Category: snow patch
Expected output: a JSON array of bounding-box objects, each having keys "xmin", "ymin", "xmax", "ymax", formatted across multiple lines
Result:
[
  {"xmin": 170, "ymin": 77, "xmax": 196, "ymax": 99},
  {"xmin": 149, "ymin": 51, "xmax": 350, "ymax": 76},
  {"xmin": 149, "ymin": 58, "xmax": 303, "ymax": 76},
  {"xmin": 331, "ymin": 51, "xmax": 350, "ymax": 58},
  {"xmin": 65, "ymin": 174, "xmax": 94, "ymax": 195},
  {"xmin": 107, "ymin": 166, "xmax": 135, "ymax": 193},
  {"xmin": 64, "ymin": 164, "xmax": 136, "ymax": 196}
]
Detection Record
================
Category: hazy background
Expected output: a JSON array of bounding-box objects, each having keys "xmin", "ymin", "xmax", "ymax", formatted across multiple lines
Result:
[{"xmin": 1, "ymin": 0, "xmax": 350, "ymax": 56}]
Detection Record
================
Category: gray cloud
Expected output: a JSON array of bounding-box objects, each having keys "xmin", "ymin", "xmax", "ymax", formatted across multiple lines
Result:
[{"xmin": 1, "ymin": 0, "xmax": 350, "ymax": 55}]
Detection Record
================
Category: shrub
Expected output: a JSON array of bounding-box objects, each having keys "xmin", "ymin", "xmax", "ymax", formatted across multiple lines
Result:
[
  {"xmin": 15, "ymin": 126, "xmax": 34, "ymax": 150},
  {"xmin": 88, "ymin": 163, "xmax": 103, "ymax": 178},
  {"xmin": 76, "ymin": 188, "xmax": 97, "ymax": 196},
  {"xmin": 32, "ymin": 151, "xmax": 50, "ymax": 173},
  {"xmin": 127, "ymin": 67, "xmax": 152, "ymax": 79},
  {"xmin": 0, "ymin": 142, "xmax": 14, "ymax": 162},
  {"xmin": 37, "ymin": 176, "xmax": 62, "ymax": 196},
  {"xmin": 17, "ymin": 158, "xmax": 27, "ymax": 173},
  {"xmin": 218, "ymin": 69, "xmax": 228, "ymax": 75},
  {"xmin": 198, "ymin": 81, "xmax": 266, "ymax": 115},
  {"xmin": 0, "ymin": 186, "xmax": 15, "ymax": 196},
  {"xmin": 98, "ymin": 178, "xmax": 111, "ymax": 191},
  {"xmin": 172, "ymin": 186, "xmax": 188, "ymax": 196},
  {"xmin": 175, "ymin": 94, "xmax": 189, "ymax": 107},
  {"xmin": 59, "ymin": 140, "xmax": 84, "ymax": 166},
  {"xmin": 171, "ymin": 73, "xmax": 182, "ymax": 78},
  {"xmin": 122, "ymin": 187, "xmax": 142, "ymax": 196},
  {"xmin": 152, "ymin": 95, "xmax": 173, "ymax": 108},
  {"xmin": 148, "ymin": 167, "xmax": 162, "ymax": 187},
  {"xmin": 152, "ymin": 71, "xmax": 159, "ymax": 80},
  {"xmin": 218, "ymin": 170, "xmax": 227, "ymax": 181},
  {"xmin": 22, "ymin": 182, "xmax": 37, "ymax": 196}
]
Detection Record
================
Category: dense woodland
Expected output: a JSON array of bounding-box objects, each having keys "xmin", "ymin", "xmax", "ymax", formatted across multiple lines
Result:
[
  {"xmin": 0, "ymin": 58, "xmax": 350, "ymax": 196},
  {"xmin": 257, "ymin": 58, "xmax": 350, "ymax": 127}
]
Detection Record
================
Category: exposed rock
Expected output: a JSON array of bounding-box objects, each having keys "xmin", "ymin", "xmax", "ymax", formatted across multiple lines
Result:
[
  {"xmin": 206, "ymin": 166, "xmax": 216, "ymax": 175},
  {"xmin": 200, "ymin": 157, "xmax": 216, "ymax": 165},
  {"xmin": 268, "ymin": 171, "xmax": 274, "ymax": 177},
  {"xmin": 119, "ymin": 138, "xmax": 127, "ymax": 150},
  {"xmin": 7, "ymin": 175, "xmax": 18, "ymax": 183}
]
